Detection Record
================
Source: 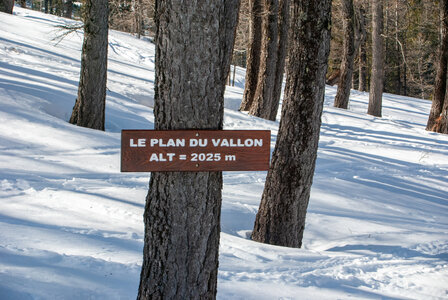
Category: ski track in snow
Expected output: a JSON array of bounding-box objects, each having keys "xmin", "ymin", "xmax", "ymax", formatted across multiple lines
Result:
[{"xmin": 1, "ymin": 7, "xmax": 448, "ymax": 300}]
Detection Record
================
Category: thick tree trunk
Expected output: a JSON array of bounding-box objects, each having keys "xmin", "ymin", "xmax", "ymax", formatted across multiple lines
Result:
[
  {"xmin": 240, "ymin": 0, "xmax": 263, "ymax": 111},
  {"xmin": 69, "ymin": 0, "xmax": 108, "ymax": 130},
  {"xmin": 368, "ymin": 0, "xmax": 384, "ymax": 117},
  {"xmin": 251, "ymin": 0, "xmax": 331, "ymax": 248},
  {"xmin": 334, "ymin": 0, "xmax": 355, "ymax": 109},
  {"xmin": 0, "ymin": 0, "xmax": 14, "ymax": 13},
  {"xmin": 137, "ymin": 1, "xmax": 239, "ymax": 299},
  {"xmin": 427, "ymin": 0, "xmax": 448, "ymax": 131},
  {"xmin": 358, "ymin": 5, "xmax": 368, "ymax": 92},
  {"xmin": 249, "ymin": 0, "xmax": 279, "ymax": 120},
  {"xmin": 269, "ymin": 0, "xmax": 290, "ymax": 121}
]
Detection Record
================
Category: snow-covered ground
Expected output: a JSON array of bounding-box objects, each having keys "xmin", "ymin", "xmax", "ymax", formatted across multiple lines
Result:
[{"xmin": 1, "ymin": 7, "xmax": 447, "ymax": 300}]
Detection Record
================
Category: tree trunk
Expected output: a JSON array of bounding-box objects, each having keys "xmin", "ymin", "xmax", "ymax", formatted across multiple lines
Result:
[
  {"xmin": 69, "ymin": 0, "xmax": 109, "ymax": 130},
  {"xmin": 137, "ymin": 1, "xmax": 239, "ymax": 299},
  {"xmin": 358, "ymin": 4, "xmax": 368, "ymax": 92},
  {"xmin": 134, "ymin": 0, "xmax": 144, "ymax": 39},
  {"xmin": 394, "ymin": 0, "xmax": 402, "ymax": 95},
  {"xmin": 249, "ymin": 0, "xmax": 279, "ymax": 120},
  {"xmin": 0, "ymin": 0, "xmax": 14, "ymax": 13},
  {"xmin": 403, "ymin": 36, "xmax": 407, "ymax": 96},
  {"xmin": 427, "ymin": 0, "xmax": 448, "ymax": 131},
  {"xmin": 368, "ymin": 0, "xmax": 384, "ymax": 117},
  {"xmin": 431, "ymin": 94, "xmax": 448, "ymax": 134},
  {"xmin": 240, "ymin": 0, "xmax": 263, "ymax": 111},
  {"xmin": 251, "ymin": 0, "xmax": 331, "ymax": 248},
  {"xmin": 269, "ymin": 0, "xmax": 290, "ymax": 121},
  {"xmin": 44, "ymin": 0, "xmax": 51, "ymax": 14},
  {"xmin": 20, "ymin": 0, "xmax": 26, "ymax": 8},
  {"xmin": 334, "ymin": 0, "xmax": 355, "ymax": 109},
  {"xmin": 64, "ymin": 0, "xmax": 73, "ymax": 19}
]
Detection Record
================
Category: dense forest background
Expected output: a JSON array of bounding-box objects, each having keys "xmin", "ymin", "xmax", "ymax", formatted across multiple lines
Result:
[{"xmin": 14, "ymin": 0, "xmax": 440, "ymax": 101}]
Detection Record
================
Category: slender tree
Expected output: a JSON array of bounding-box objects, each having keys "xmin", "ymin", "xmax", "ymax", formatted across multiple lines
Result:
[
  {"xmin": 393, "ymin": 0, "xmax": 402, "ymax": 95},
  {"xmin": 427, "ymin": 0, "xmax": 448, "ymax": 131},
  {"xmin": 44, "ymin": 0, "xmax": 51, "ymax": 14},
  {"xmin": 69, "ymin": 0, "xmax": 109, "ymax": 130},
  {"xmin": 137, "ymin": 1, "xmax": 239, "ymax": 299},
  {"xmin": 64, "ymin": 0, "xmax": 73, "ymax": 19},
  {"xmin": 248, "ymin": 0, "xmax": 279, "ymax": 120},
  {"xmin": 334, "ymin": 0, "xmax": 356, "ymax": 109},
  {"xmin": 358, "ymin": 3, "xmax": 368, "ymax": 92},
  {"xmin": 269, "ymin": 0, "xmax": 290, "ymax": 120},
  {"xmin": 367, "ymin": 0, "xmax": 384, "ymax": 117},
  {"xmin": 240, "ymin": 0, "xmax": 263, "ymax": 111},
  {"xmin": 0, "ymin": 0, "xmax": 14, "ymax": 13},
  {"xmin": 251, "ymin": 0, "xmax": 332, "ymax": 247},
  {"xmin": 134, "ymin": 0, "xmax": 144, "ymax": 39}
]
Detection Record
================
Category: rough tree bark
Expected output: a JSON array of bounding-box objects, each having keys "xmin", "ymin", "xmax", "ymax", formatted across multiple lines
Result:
[
  {"xmin": 69, "ymin": 0, "xmax": 109, "ymax": 131},
  {"xmin": 137, "ymin": 1, "xmax": 239, "ymax": 299},
  {"xmin": 251, "ymin": 0, "xmax": 332, "ymax": 248},
  {"xmin": 0, "ymin": 0, "xmax": 14, "ymax": 13},
  {"xmin": 334, "ymin": 0, "xmax": 355, "ymax": 109},
  {"xmin": 249, "ymin": 0, "xmax": 279, "ymax": 120},
  {"xmin": 367, "ymin": 0, "xmax": 384, "ymax": 117},
  {"xmin": 269, "ymin": 0, "xmax": 290, "ymax": 121},
  {"xmin": 431, "ymin": 98, "xmax": 448, "ymax": 134},
  {"xmin": 240, "ymin": 0, "xmax": 263, "ymax": 111},
  {"xmin": 427, "ymin": 0, "xmax": 448, "ymax": 131}
]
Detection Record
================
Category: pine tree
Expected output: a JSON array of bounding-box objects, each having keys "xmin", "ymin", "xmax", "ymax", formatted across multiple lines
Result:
[
  {"xmin": 357, "ymin": 2, "xmax": 368, "ymax": 92},
  {"xmin": 0, "ymin": 0, "xmax": 14, "ymax": 13},
  {"xmin": 334, "ymin": 0, "xmax": 355, "ymax": 109},
  {"xmin": 240, "ymin": 0, "xmax": 263, "ymax": 111},
  {"xmin": 269, "ymin": 0, "xmax": 290, "ymax": 120},
  {"xmin": 251, "ymin": 0, "xmax": 332, "ymax": 248},
  {"xmin": 427, "ymin": 0, "xmax": 448, "ymax": 132},
  {"xmin": 64, "ymin": 0, "xmax": 73, "ymax": 19},
  {"xmin": 69, "ymin": 0, "xmax": 109, "ymax": 130},
  {"xmin": 137, "ymin": 1, "xmax": 239, "ymax": 298},
  {"xmin": 248, "ymin": 0, "xmax": 280, "ymax": 120},
  {"xmin": 426, "ymin": 0, "xmax": 448, "ymax": 134},
  {"xmin": 367, "ymin": 0, "xmax": 384, "ymax": 117}
]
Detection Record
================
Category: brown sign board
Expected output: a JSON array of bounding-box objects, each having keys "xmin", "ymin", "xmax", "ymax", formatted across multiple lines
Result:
[{"xmin": 121, "ymin": 130, "xmax": 271, "ymax": 172}]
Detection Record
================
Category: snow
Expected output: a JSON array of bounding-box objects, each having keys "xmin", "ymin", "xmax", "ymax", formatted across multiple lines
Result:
[{"xmin": 1, "ymin": 7, "xmax": 447, "ymax": 299}]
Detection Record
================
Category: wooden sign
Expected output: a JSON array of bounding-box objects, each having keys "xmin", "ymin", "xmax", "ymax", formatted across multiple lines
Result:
[{"xmin": 121, "ymin": 130, "xmax": 271, "ymax": 172}]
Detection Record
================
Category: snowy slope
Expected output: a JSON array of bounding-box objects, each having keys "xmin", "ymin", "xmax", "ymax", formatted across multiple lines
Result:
[{"xmin": 1, "ymin": 7, "xmax": 447, "ymax": 300}]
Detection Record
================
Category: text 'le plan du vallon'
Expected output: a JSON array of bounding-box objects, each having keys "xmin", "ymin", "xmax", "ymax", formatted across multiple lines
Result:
[
  {"xmin": 130, "ymin": 137, "xmax": 264, "ymax": 148},
  {"xmin": 121, "ymin": 130, "xmax": 271, "ymax": 172},
  {"xmin": 131, "ymin": 138, "xmax": 263, "ymax": 162}
]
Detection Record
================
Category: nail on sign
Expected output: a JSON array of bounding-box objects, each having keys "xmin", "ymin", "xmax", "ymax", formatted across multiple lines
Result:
[{"xmin": 121, "ymin": 130, "xmax": 271, "ymax": 172}]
